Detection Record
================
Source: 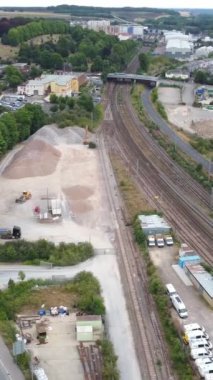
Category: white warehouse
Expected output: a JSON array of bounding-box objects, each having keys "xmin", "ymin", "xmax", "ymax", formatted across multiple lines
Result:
[{"xmin": 166, "ymin": 39, "xmax": 192, "ymax": 59}]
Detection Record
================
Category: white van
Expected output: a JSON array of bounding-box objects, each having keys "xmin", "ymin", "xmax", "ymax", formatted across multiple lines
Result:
[
  {"xmin": 170, "ymin": 294, "xmax": 188, "ymax": 318},
  {"xmin": 191, "ymin": 348, "xmax": 213, "ymax": 360},
  {"xmin": 195, "ymin": 357, "xmax": 213, "ymax": 366},
  {"xmin": 184, "ymin": 323, "xmax": 206, "ymax": 335},
  {"xmin": 204, "ymin": 374, "xmax": 213, "ymax": 380},
  {"xmin": 184, "ymin": 330, "xmax": 209, "ymax": 343},
  {"xmin": 199, "ymin": 363, "xmax": 213, "ymax": 378},
  {"xmin": 164, "ymin": 235, "xmax": 174, "ymax": 246},
  {"xmin": 166, "ymin": 284, "xmax": 177, "ymax": 298},
  {"xmin": 189, "ymin": 339, "xmax": 212, "ymax": 351}
]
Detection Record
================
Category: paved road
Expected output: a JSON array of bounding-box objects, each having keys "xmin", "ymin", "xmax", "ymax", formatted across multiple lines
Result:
[
  {"xmin": 141, "ymin": 89, "xmax": 213, "ymax": 174},
  {"xmin": 0, "ymin": 337, "xmax": 24, "ymax": 380}
]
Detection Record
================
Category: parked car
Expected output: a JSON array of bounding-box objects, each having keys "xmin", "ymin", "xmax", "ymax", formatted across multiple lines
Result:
[
  {"xmin": 190, "ymin": 348, "xmax": 213, "ymax": 360},
  {"xmin": 184, "ymin": 323, "xmax": 206, "ymax": 335},
  {"xmin": 166, "ymin": 283, "xmax": 177, "ymax": 298},
  {"xmin": 170, "ymin": 294, "xmax": 188, "ymax": 318},
  {"xmin": 189, "ymin": 339, "xmax": 212, "ymax": 351}
]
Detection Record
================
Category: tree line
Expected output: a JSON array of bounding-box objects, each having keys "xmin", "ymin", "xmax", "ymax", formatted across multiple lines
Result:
[
  {"xmin": 2, "ymin": 19, "xmax": 70, "ymax": 46},
  {"xmin": 0, "ymin": 239, "xmax": 94, "ymax": 266},
  {"xmin": 0, "ymin": 17, "xmax": 30, "ymax": 37},
  {"xmin": 18, "ymin": 26, "xmax": 136, "ymax": 77},
  {"xmin": 0, "ymin": 104, "xmax": 46, "ymax": 157}
]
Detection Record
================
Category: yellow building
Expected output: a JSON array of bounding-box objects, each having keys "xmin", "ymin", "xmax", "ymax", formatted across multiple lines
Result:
[{"xmin": 18, "ymin": 73, "xmax": 87, "ymax": 97}]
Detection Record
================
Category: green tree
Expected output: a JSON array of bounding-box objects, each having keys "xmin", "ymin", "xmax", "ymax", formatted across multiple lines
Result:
[
  {"xmin": 0, "ymin": 113, "xmax": 19, "ymax": 149},
  {"xmin": 5, "ymin": 66, "xmax": 23, "ymax": 88},
  {"xmin": 139, "ymin": 53, "xmax": 150, "ymax": 72},
  {"xmin": 14, "ymin": 108, "xmax": 31, "ymax": 141},
  {"xmin": 194, "ymin": 70, "xmax": 208, "ymax": 84},
  {"xmin": 18, "ymin": 271, "xmax": 26, "ymax": 281}
]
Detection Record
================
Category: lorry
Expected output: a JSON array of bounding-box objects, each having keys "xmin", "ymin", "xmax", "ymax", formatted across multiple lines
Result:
[
  {"xmin": 155, "ymin": 234, "xmax": 165, "ymax": 248},
  {"xmin": 0, "ymin": 226, "xmax": 21, "ymax": 239},
  {"xmin": 16, "ymin": 191, "xmax": 32, "ymax": 203}
]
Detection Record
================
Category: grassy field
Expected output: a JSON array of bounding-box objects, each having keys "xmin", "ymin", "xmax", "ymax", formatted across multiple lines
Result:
[
  {"xmin": 0, "ymin": 41, "xmax": 18, "ymax": 59},
  {"xmin": 0, "ymin": 11, "xmax": 71, "ymax": 19},
  {"xmin": 27, "ymin": 34, "xmax": 61, "ymax": 45}
]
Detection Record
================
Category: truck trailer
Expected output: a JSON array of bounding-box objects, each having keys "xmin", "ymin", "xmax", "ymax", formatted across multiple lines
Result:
[{"xmin": 0, "ymin": 226, "xmax": 21, "ymax": 239}]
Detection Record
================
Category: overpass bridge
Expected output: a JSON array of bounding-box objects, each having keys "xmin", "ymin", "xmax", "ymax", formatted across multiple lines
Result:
[{"xmin": 107, "ymin": 72, "xmax": 158, "ymax": 87}]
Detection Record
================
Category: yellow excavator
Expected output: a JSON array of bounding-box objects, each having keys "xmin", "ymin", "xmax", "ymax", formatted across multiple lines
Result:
[{"xmin": 15, "ymin": 191, "xmax": 32, "ymax": 203}]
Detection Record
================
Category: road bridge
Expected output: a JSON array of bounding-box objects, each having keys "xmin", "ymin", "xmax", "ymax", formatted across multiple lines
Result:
[{"xmin": 107, "ymin": 73, "xmax": 158, "ymax": 87}]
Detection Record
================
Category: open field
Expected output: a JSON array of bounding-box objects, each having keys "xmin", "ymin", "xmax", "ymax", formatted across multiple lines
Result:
[
  {"xmin": 0, "ymin": 42, "xmax": 18, "ymax": 59},
  {"xmin": 28, "ymin": 34, "xmax": 61, "ymax": 45}
]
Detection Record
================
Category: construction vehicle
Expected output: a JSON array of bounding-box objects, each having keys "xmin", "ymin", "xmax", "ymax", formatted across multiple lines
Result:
[
  {"xmin": 0, "ymin": 226, "xmax": 21, "ymax": 239},
  {"xmin": 15, "ymin": 191, "xmax": 32, "ymax": 203}
]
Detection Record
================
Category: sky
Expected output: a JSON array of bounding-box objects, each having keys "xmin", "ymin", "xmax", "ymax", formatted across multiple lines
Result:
[{"xmin": 1, "ymin": 0, "xmax": 213, "ymax": 9}]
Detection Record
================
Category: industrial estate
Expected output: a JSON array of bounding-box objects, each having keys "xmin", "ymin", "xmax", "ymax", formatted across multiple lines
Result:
[{"xmin": 0, "ymin": 4, "xmax": 212, "ymax": 380}]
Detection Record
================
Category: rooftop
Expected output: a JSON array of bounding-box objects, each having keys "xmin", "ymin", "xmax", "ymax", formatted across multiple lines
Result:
[
  {"xmin": 76, "ymin": 315, "xmax": 102, "ymax": 322},
  {"xmin": 28, "ymin": 74, "xmax": 79, "ymax": 87},
  {"xmin": 138, "ymin": 214, "xmax": 171, "ymax": 230},
  {"xmin": 186, "ymin": 264, "xmax": 213, "ymax": 298},
  {"xmin": 166, "ymin": 39, "xmax": 191, "ymax": 50}
]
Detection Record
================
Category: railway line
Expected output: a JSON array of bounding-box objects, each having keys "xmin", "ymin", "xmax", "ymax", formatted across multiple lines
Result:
[
  {"xmin": 98, "ymin": 130, "xmax": 174, "ymax": 380},
  {"xmin": 106, "ymin": 83, "xmax": 212, "ymax": 265}
]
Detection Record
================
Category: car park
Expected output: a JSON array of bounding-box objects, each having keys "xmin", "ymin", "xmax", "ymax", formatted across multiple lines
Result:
[{"xmin": 190, "ymin": 348, "xmax": 213, "ymax": 360}]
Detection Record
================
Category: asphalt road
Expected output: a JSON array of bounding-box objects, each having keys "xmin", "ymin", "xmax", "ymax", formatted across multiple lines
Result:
[
  {"xmin": 141, "ymin": 89, "xmax": 213, "ymax": 174},
  {"xmin": 0, "ymin": 337, "xmax": 24, "ymax": 380}
]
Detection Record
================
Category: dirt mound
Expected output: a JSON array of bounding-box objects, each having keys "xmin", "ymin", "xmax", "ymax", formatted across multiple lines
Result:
[
  {"xmin": 30, "ymin": 125, "xmax": 88, "ymax": 145},
  {"xmin": 63, "ymin": 186, "xmax": 94, "ymax": 201},
  {"xmin": 3, "ymin": 139, "xmax": 61, "ymax": 179}
]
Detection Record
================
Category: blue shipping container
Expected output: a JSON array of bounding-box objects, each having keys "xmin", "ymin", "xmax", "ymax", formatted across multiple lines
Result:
[{"xmin": 178, "ymin": 255, "xmax": 201, "ymax": 268}]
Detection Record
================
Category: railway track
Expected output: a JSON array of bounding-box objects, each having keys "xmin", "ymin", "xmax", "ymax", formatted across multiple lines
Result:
[
  {"xmin": 98, "ymin": 130, "xmax": 174, "ymax": 380},
  {"xmin": 107, "ymin": 83, "xmax": 212, "ymax": 265}
]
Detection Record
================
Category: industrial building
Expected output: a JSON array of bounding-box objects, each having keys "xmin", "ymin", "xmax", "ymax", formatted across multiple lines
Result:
[
  {"xmin": 185, "ymin": 264, "xmax": 213, "ymax": 307},
  {"xmin": 165, "ymin": 69, "xmax": 190, "ymax": 81},
  {"xmin": 166, "ymin": 39, "xmax": 192, "ymax": 59},
  {"xmin": 138, "ymin": 214, "xmax": 171, "ymax": 235},
  {"xmin": 17, "ymin": 73, "xmax": 87, "ymax": 97}
]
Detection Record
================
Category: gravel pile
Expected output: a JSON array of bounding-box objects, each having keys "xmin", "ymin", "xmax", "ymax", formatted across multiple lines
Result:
[
  {"xmin": 3, "ymin": 139, "xmax": 61, "ymax": 179},
  {"xmin": 29, "ymin": 125, "xmax": 87, "ymax": 145}
]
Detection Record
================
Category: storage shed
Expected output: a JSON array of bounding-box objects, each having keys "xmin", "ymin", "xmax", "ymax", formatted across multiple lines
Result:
[
  {"xmin": 76, "ymin": 326, "xmax": 93, "ymax": 342},
  {"xmin": 138, "ymin": 214, "xmax": 171, "ymax": 235},
  {"xmin": 185, "ymin": 264, "xmax": 213, "ymax": 307},
  {"xmin": 178, "ymin": 255, "xmax": 201, "ymax": 268},
  {"xmin": 76, "ymin": 315, "xmax": 103, "ymax": 342}
]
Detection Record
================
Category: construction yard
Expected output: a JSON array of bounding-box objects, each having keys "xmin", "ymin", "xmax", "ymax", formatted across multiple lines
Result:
[
  {"xmin": 0, "ymin": 125, "xmax": 114, "ymax": 248},
  {"xmin": 158, "ymin": 86, "xmax": 213, "ymax": 138}
]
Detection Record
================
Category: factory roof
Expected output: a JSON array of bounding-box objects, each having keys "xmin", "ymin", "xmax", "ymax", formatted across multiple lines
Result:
[
  {"xmin": 138, "ymin": 214, "xmax": 171, "ymax": 230},
  {"xmin": 186, "ymin": 264, "xmax": 213, "ymax": 298},
  {"xmin": 28, "ymin": 74, "xmax": 78, "ymax": 87},
  {"xmin": 166, "ymin": 39, "xmax": 191, "ymax": 50}
]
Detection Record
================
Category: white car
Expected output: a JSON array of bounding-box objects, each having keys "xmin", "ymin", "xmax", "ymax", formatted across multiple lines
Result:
[
  {"xmin": 191, "ymin": 348, "xmax": 213, "ymax": 360},
  {"xmin": 199, "ymin": 362, "xmax": 213, "ymax": 378},
  {"xmin": 164, "ymin": 235, "xmax": 174, "ymax": 246}
]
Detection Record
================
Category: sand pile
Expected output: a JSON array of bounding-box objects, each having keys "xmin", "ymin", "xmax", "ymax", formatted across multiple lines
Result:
[
  {"xmin": 3, "ymin": 139, "xmax": 61, "ymax": 179},
  {"xmin": 30, "ymin": 125, "xmax": 88, "ymax": 146}
]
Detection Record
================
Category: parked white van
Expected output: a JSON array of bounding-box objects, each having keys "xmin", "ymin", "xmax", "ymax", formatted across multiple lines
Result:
[
  {"xmin": 195, "ymin": 357, "xmax": 213, "ymax": 366},
  {"xmin": 204, "ymin": 374, "xmax": 213, "ymax": 380},
  {"xmin": 170, "ymin": 294, "xmax": 188, "ymax": 318},
  {"xmin": 199, "ymin": 362, "xmax": 213, "ymax": 378},
  {"xmin": 184, "ymin": 323, "xmax": 206, "ymax": 334},
  {"xmin": 191, "ymin": 348, "xmax": 213, "ymax": 360},
  {"xmin": 184, "ymin": 330, "xmax": 209, "ymax": 344},
  {"xmin": 189, "ymin": 339, "xmax": 212, "ymax": 351},
  {"xmin": 166, "ymin": 283, "xmax": 177, "ymax": 298}
]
